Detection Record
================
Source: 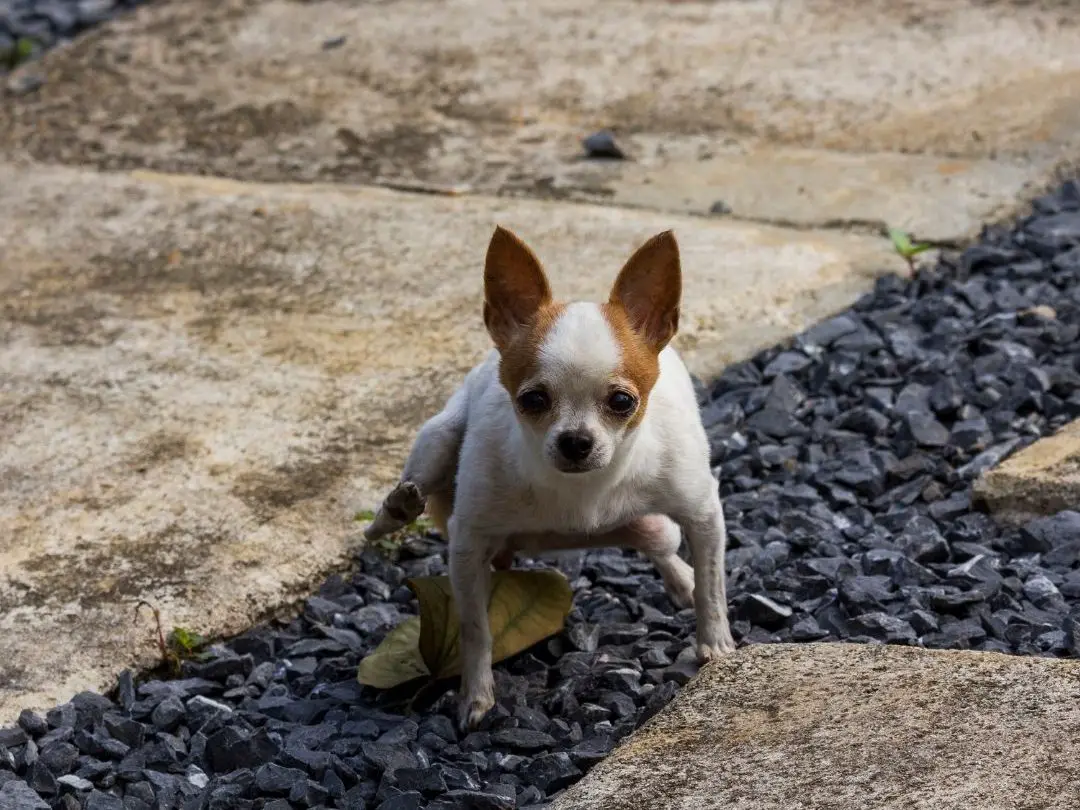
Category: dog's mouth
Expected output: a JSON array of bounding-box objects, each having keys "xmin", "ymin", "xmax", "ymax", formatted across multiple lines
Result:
[{"xmin": 552, "ymin": 458, "xmax": 604, "ymax": 475}]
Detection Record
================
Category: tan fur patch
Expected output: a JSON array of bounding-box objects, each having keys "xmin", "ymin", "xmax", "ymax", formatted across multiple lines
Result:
[
  {"xmin": 601, "ymin": 302, "xmax": 661, "ymax": 428},
  {"xmin": 497, "ymin": 301, "xmax": 567, "ymax": 404}
]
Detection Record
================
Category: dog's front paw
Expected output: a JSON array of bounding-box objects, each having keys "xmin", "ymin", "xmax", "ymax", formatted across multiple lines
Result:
[
  {"xmin": 697, "ymin": 636, "xmax": 736, "ymax": 663},
  {"xmin": 457, "ymin": 690, "xmax": 495, "ymax": 733}
]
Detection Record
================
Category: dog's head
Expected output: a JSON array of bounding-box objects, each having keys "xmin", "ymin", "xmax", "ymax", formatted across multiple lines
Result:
[{"xmin": 483, "ymin": 226, "xmax": 681, "ymax": 475}]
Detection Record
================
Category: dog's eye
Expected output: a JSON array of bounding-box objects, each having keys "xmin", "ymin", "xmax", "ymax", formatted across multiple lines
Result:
[
  {"xmin": 517, "ymin": 389, "xmax": 551, "ymax": 414},
  {"xmin": 607, "ymin": 391, "xmax": 637, "ymax": 415}
]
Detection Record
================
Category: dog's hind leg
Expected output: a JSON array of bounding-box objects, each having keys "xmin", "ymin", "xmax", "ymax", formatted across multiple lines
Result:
[
  {"xmin": 505, "ymin": 515, "xmax": 694, "ymax": 608},
  {"xmin": 364, "ymin": 386, "xmax": 466, "ymax": 542}
]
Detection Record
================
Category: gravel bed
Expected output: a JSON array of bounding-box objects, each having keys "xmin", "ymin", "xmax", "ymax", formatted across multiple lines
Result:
[
  {"xmin": 1, "ymin": 0, "xmax": 145, "ymax": 74},
  {"xmin": 4, "ymin": 178, "xmax": 1080, "ymax": 809}
]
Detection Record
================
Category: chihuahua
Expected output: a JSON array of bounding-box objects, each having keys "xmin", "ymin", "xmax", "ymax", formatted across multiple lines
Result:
[{"xmin": 364, "ymin": 227, "xmax": 735, "ymax": 730}]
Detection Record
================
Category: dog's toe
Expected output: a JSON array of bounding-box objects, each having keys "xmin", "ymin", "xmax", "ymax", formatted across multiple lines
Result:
[
  {"xmin": 458, "ymin": 695, "xmax": 495, "ymax": 732},
  {"xmin": 697, "ymin": 638, "xmax": 736, "ymax": 663}
]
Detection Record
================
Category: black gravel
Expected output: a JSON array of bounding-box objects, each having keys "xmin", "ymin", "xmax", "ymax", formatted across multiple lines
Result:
[
  {"xmin": 5, "ymin": 179, "xmax": 1080, "ymax": 808},
  {"xmin": 1, "ymin": 0, "xmax": 147, "ymax": 74}
]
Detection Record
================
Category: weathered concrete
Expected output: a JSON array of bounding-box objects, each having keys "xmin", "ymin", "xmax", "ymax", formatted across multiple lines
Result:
[
  {"xmin": 4, "ymin": 0, "xmax": 1080, "ymax": 241},
  {"xmin": 974, "ymin": 420, "xmax": 1080, "ymax": 523},
  {"xmin": 0, "ymin": 163, "xmax": 900, "ymax": 722},
  {"xmin": 553, "ymin": 643, "xmax": 1080, "ymax": 810}
]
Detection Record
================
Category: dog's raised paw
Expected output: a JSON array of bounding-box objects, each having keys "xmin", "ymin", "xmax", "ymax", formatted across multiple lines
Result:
[
  {"xmin": 662, "ymin": 572, "xmax": 695, "ymax": 610},
  {"xmin": 384, "ymin": 480, "xmax": 425, "ymax": 520},
  {"xmin": 363, "ymin": 480, "xmax": 427, "ymax": 541}
]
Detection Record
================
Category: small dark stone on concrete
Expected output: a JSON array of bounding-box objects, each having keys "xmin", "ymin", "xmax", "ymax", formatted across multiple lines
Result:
[{"xmin": 582, "ymin": 130, "xmax": 625, "ymax": 160}]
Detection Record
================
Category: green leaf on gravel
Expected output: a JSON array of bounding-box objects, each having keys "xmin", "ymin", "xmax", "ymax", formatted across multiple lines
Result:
[
  {"xmin": 356, "ymin": 570, "xmax": 573, "ymax": 689},
  {"xmin": 353, "ymin": 509, "xmax": 377, "ymax": 522}
]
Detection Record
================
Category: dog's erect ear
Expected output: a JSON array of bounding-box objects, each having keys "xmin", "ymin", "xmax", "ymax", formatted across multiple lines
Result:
[
  {"xmin": 483, "ymin": 226, "xmax": 553, "ymax": 350},
  {"xmin": 609, "ymin": 230, "xmax": 682, "ymax": 351}
]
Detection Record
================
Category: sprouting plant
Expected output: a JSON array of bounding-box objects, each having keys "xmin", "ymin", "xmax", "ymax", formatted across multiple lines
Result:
[
  {"xmin": 135, "ymin": 601, "xmax": 209, "ymax": 676},
  {"xmin": 887, "ymin": 227, "xmax": 933, "ymax": 271}
]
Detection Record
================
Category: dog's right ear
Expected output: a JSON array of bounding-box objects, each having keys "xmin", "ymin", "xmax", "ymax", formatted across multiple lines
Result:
[{"xmin": 483, "ymin": 226, "xmax": 553, "ymax": 350}]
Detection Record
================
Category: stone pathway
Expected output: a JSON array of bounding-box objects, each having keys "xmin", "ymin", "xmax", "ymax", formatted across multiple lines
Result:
[
  {"xmin": 553, "ymin": 644, "xmax": 1080, "ymax": 810},
  {"xmin": 1, "ymin": 0, "xmax": 1079, "ymax": 742}
]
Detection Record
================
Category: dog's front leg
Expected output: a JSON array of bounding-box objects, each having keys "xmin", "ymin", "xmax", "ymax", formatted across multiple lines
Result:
[
  {"xmin": 674, "ymin": 493, "xmax": 736, "ymax": 661},
  {"xmin": 448, "ymin": 518, "xmax": 498, "ymax": 731}
]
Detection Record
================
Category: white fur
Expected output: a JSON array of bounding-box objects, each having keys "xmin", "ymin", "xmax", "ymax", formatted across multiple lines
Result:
[{"xmin": 397, "ymin": 300, "xmax": 735, "ymax": 730}]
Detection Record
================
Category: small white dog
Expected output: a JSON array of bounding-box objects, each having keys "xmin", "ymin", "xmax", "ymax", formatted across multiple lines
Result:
[{"xmin": 364, "ymin": 227, "xmax": 735, "ymax": 729}]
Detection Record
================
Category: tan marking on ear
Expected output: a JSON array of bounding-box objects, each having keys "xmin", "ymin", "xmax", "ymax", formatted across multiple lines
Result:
[
  {"xmin": 484, "ymin": 226, "xmax": 553, "ymax": 352},
  {"xmin": 497, "ymin": 301, "xmax": 567, "ymax": 407},
  {"xmin": 609, "ymin": 230, "xmax": 682, "ymax": 352},
  {"xmin": 601, "ymin": 302, "xmax": 660, "ymax": 429}
]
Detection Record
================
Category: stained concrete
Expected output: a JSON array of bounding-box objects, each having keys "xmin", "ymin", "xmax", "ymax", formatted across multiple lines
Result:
[
  {"xmin": 974, "ymin": 420, "xmax": 1080, "ymax": 523},
  {"xmin": 4, "ymin": 0, "xmax": 1080, "ymax": 241},
  {"xmin": 0, "ymin": 163, "xmax": 900, "ymax": 722},
  {"xmin": 553, "ymin": 643, "xmax": 1080, "ymax": 810}
]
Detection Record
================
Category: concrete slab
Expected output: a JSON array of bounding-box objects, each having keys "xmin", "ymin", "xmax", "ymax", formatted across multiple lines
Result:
[
  {"xmin": 553, "ymin": 643, "xmax": 1080, "ymax": 810},
  {"xmin": 0, "ymin": 162, "xmax": 900, "ymax": 722},
  {"xmin": 974, "ymin": 420, "xmax": 1080, "ymax": 523},
  {"xmin": 4, "ymin": 0, "xmax": 1080, "ymax": 240}
]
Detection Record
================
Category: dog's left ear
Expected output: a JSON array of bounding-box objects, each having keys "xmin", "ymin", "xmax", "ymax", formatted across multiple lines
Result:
[{"xmin": 609, "ymin": 230, "xmax": 681, "ymax": 352}]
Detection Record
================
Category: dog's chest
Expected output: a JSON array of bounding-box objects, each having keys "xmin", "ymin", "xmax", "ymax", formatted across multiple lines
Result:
[{"xmin": 508, "ymin": 478, "xmax": 649, "ymax": 534}]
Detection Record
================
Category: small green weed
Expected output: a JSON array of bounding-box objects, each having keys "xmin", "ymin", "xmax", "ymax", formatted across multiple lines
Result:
[
  {"xmin": 135, "ymin": 601, "xmax": 210, "ymax": 676},
  {"xmin": 887, "ymin": 227, "xmax": 934, "ymax": 270}
]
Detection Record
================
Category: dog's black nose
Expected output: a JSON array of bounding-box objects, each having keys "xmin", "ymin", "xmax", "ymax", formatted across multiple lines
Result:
[{"xmin": 557, "ymin": 431, "xmax": 594, "ymax": 462}]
